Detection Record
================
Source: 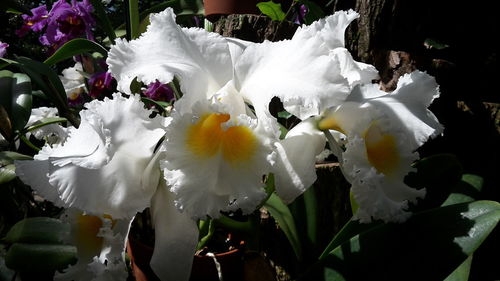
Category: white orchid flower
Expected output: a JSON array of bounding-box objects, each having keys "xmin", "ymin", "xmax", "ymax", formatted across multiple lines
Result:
[
  {"xmin": 15, "ymin": 93, "xmax": 166, "ymax": 218},
  {"xmin": 26, "ymin": 107, "xmax": 69, "ymax": 146},
  {"xmin": 59, "ymin": 62, "xmax": 86, "ymax": 104},
  {"xmin": 319, "ymin": 71, "xmax": 444, "ymax": 222},
  {"xmin": 107, "ymin": 7, "xmax": 377, "ymax": 211},
  {"xmin": 54, "ymin": 209, "xmax": 131, "ymax": 281},
  {"xmin": 105, "ymin": 7, "xmax": 377, "ymax": 280},
  {"xmin": 15, "ymin": 92, "xmax": 200, "ymax": 280}
]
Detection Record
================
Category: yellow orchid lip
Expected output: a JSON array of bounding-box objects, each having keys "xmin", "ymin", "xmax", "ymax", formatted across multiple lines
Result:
[
  {"xmin": 75, "ymin": 214, "xmax": 104, "ymax": 256},
  {"xmin": 363, "ymin": 122, "xmax": 400, "ymax": 176},
  {"xmin": 186, "ymin": 113, "xmax": 257, "ymax": 164}
]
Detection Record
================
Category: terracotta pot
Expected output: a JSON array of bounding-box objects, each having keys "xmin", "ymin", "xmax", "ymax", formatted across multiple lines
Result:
[
  {"xmin": 204, "ymin": 0, "xmax": 261, "ymax": 21},
  {"xmin": 127, "ymin": 237, "xmax": 244, "ymax": 281}
]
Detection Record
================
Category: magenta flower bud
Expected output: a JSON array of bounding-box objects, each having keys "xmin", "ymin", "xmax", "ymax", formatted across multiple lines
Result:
[
  {"xmin": 0, "ymin": 42, "xmax": 9, "ymax": 58},
  {"xmin": 143, "ymin": 80, "xmax": 175, "ymax": 102}
]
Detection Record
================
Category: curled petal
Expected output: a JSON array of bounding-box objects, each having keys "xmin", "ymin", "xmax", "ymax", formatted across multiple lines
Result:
[
  {"xmin": 107, "ymin": 8, "xmax": 248, "ymax": 111},
  {"xmin": 346, "ymin": 71, "xmax": 443, "ymax": 149},
  {"xmin": 234, "ymin": 10, "xmax": 369, "ymax": 120},
  {"xmin": 331, "ymin": 48, "xmax": 378, "ymax": 87},
  {"xmin": 15, "ymin": 146, "xmax": 65, "ymax": 207},
  {"xmin": 16, "ymin": 94, "xmax": 165, "ymax": 218},
  {"xmin": 150, "ymin": 182, "xmax": 198, "ymax": 281},
  {"xmin": 274, "ymin": 118, "xmax": 326, "ymax": 203}
]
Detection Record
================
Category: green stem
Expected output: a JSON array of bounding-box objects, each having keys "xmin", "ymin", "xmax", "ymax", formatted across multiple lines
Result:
[
  {"xmin": 19, "ymin": 135, "xmax": 40, "ymax": 152},
  {"xmin": 128, "ymin": 0, "xmax": 140, "ymax": 40},
  {"xmin": 216, "ymin": 215, "xmax": 254, "ymax": 233},
  {"xmin": 196, "ymin": 219, "xmax": 215, "ymax": 250}
]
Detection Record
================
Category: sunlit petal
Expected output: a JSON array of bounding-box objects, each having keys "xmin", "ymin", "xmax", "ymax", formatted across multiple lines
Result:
[
  {"xmin": 150, "ymin": 182, "xmax": 198, "ymax": 281},
  {"xmin": 274, "ymin": 117, "xmax": 326, "ymax": 203}
]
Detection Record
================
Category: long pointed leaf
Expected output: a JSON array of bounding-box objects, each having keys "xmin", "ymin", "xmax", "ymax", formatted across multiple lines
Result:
[
  {"xmin": 265, "ymin": 193, "xmax": 302, "ymax": 259},
  {"xmin": 319, "ymin": 201, "xmax": 500, "ymax": 281},
  {"xmin": 44, "ymin": 38, "xmax": 108, "ymax": 66},
  {"xmin": 127, "ymin": 0, "xmax": 140, "ymax": 40},
  {"xmin": 0, "ymin": 70, "xmax": 32, "ymax": 133}
]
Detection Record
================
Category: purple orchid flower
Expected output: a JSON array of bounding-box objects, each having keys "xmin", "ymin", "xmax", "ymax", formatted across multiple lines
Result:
[
  {"xmin": 88, "ymin": 71, "xmax": 115, "ymax": 99},
  {"xmin": 0, "ymin": 42, "xmax": 9, "ymax": 58},
  {"xmin": 17, "ymin": 0, "xmax": 95, "ymax": 52},
  {"xmin": 293, "ymin": 4, "xmax": 308, "ymax": 25},
  {"xmin": 16, "ymin": 5, "xmax": 50, "ymax": 37},
  {"xmin": 143, "ymin": 80, "xmax": 175, "ymax": 102}
]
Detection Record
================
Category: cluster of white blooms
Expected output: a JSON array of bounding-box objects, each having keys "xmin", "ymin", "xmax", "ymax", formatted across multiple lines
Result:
[{"xmin": 16, "ymin": 8, "xmax": 442, "ymax": 281}]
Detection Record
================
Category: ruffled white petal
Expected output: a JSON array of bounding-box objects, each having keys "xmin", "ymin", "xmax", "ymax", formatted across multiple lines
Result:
[
  {"xmin": 331, "ymin": 48, "xmax": 378, "ymax": 87},
  {"xmin": 16, "ymin": 93, "xmax": 165, "ymax": 218},
  {"xmin": 150, "ymin": 182, "xmax": 198, "ymax": 281},
  {"xmin": 346, "ymin": 71, "xmax": 443, "ymax": 149},
  {"xmin": 274, "ymin": 117, "xmax": 326, "ymax": 203},
  {"xmin": 338, "ymin": 110, "xmax": 426, "ymax": 223},
  {"xmin": 320, "ymin": 72, "xmax": 442, "ymax": 223},
  {"xmin": 344, "ymin": 135, "xmax": 425, "ymax": 223},
  {"xmin": 15, "ymin": 146, "xmax": 65, "ymax": 207},
  {"xmin": 161, "ymin": 100, "xmax": 274, "ymax": 219},
  {"xmin": 234, "ymin": 10, "xmax": 374, "ymax": 120},
  {"xmin": 107, "ymin": 8, "xmax": 249, "ymax": 112}
]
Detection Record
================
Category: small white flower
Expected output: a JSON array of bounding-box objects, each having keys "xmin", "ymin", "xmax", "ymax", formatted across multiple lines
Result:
[
  {"xmin": 26, "ymin": 107, "xmax": 69, "ymax": 145},
  {"xmin": 59, "ymin": 62, "xmax": 86, "ymax": 103}
]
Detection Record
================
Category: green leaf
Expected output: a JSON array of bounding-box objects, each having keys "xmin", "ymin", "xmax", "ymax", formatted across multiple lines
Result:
[
  {"xmin": 4, "ymin": 217, "xmax": 71, "ymax": 244},
  {"xmin": 277, "ymin": 110, "xmax": 293, "ymax": 119},
  {"xmin": 444, "ymin": 255, "xmax": 472, "ymax": 281},
  {"xmin": 319, "ymin": 201, "xmax": 500, "ymax": 281},
  {"xmin": 127, "ymin": 0, "xmax": 140, "ymax": 40},
  {"xmin": 0, "ymin": 164, "xmax": 16, "ymax": 185},
  {"xmin": 0, "ymin": 105, "xmax": 12, "ymax": 140},
  {"xmin": 0, "ymin": 151, "xmax": 32, "ymax": 163},
  {"xmin": 44, "ymin": 38, "xmax": 108, "ymax": 66},
  {"xmin": 319, "ymin": 219, "xmax": 381, "ymax": 260},
  {"xmin": 0, "ymin": 0, "xmax": 30, "ymax": 14},
  {"xmin": 303, "ymin": 186, "xmax": 318, "ymax": 246},
  {"xmin": 1, "ymin": 57, "xmax": 79, "ymax": 127},
  {"xmin": 26, "ymin": 117, "xmax": 67, "ymax": 133},
  {"xmin": 141, "ymin": 97, "xmax": 169, "ymax": 113},
  {"xmin": 89, "ymin": 0, "xmax": 116, "ymax": 44},
  {"xmin": 406, "ymin": 153, "xmax": 463, "ymax": 209},
  {"xmin": 264, "ymin": 193, "xmax": 302, "ymax": 259},
  {"xmin": 257, "ymin": 1, "xmax": 286, "ymax": 21},
  {"xmin": 0, "ymin": 151, "xmax": 32, "ymax": 184},
  {"xmin": 5, "ymin": 243, "xmax": 77, "ymax": 272},
  {"xmin": 0, "ymin": 70, "xmax": 32, "ymax": 134},
  {"xmin": 443, "ymin": 174, "xmax": 483, "ymax": 206}
]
